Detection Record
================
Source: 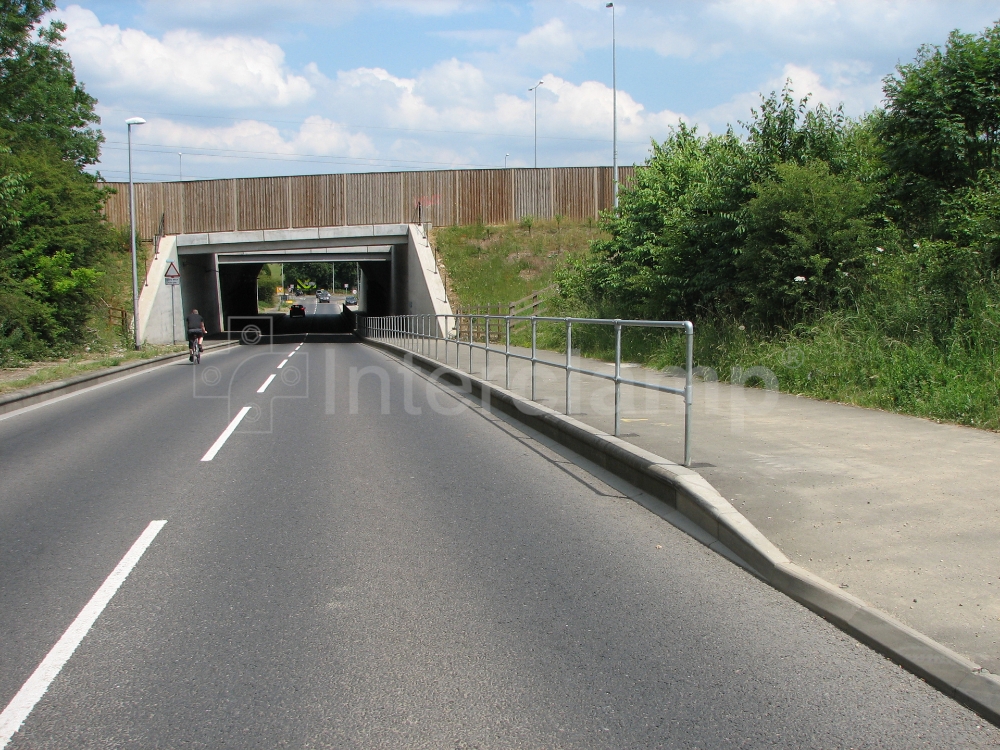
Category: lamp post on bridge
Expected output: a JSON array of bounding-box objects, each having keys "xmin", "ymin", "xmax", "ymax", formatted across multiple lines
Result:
[
  {"xmin": 126, "ymin": 117, "xmax": 146, "ymax": 350},
  {"xmin": 607, "ymin": 2, "xmax": 618, "ymax": 209},
  {"xmin": 529, "ymin": 80, "xmax": 543, "ymax": 168}
]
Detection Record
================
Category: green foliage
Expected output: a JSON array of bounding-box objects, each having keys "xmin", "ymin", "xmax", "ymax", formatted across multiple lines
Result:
[
  {"xmin": 0, "ymin": 0, "xmax": 110, "ymax": 363},
  {"xmin": 0, "ymin": 3, "xmax": 101, "ymax": 166},
  {"xmin": 737, "ymin": 160, "xmax": 886, "ymax": 326},
  {"xmin": 257, "ymin": 264, "xmax": 279, "ymax": 302},
  {"xmin": 560, "ymin": 124, "xmax": 747, "ymax": 320},
  {"xmin": 878, "ymin": 21, "xmax": 1000, "ymax": 233},
  {"xmin": 565, "ymin": 91, "xmax": 869, "ymax": 325},
  {"xmin": 548, "ymin": 18, "xmax": 1000, "ymax": 429}
]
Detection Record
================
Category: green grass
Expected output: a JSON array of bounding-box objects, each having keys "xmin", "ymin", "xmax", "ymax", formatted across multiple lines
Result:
[
  {"xmin": 433, "ymin": 218, "xmax": 607, "ymax": 310},
  {"xmin": 552, "ymin": 308, "xmax": 1000, "ymax": 431},
  {"xmin": 0, "ymin": 344, "xmax": 190, "ymax": 396}
]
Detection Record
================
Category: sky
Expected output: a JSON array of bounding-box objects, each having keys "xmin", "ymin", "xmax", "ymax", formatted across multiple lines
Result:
[{"xmin": 49, "ymin": 1, "xmax": 1000, "ymax": 183}]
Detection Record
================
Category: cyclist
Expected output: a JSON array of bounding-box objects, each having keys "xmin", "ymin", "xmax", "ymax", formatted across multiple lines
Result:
[{"xmin": 186, "ymin": 308, "xmax": 206, "ymax": 361}]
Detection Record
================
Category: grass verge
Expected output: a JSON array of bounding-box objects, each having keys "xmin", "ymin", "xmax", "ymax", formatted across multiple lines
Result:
[
  {"xmin": 0, "ymin": 344, "xmax": 190, "ymax": 397},
  {"xmin": 432, "ymin": 218, "xmax": 606, "ymax": 310}
]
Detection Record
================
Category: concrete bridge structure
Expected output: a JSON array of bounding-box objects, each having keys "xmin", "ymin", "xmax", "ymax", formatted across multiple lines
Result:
[{"xmin": 137, "ymin": 223, "xmax": 450, "ymax": 344}]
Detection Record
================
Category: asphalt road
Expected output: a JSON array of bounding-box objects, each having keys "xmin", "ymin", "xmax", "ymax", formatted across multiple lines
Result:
[{"xmin": 0, "ymin": 338, "xmax": 997, "ymax": 748}]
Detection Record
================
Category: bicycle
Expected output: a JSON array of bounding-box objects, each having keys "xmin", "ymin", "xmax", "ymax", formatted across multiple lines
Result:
[{"xmin": 188, "ymin": 331, "xmax": 202, "ymax": 364}]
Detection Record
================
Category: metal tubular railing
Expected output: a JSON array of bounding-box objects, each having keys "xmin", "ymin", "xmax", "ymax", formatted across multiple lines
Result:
[{"xmin": 358, "ymin": 313, "xmax": 695, "ymax": 466}]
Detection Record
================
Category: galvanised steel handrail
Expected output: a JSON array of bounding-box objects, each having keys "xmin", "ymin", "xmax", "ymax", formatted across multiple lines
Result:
[{"xmin": 358, "ymin": 313, "xmax": 695, "ymax": 467}]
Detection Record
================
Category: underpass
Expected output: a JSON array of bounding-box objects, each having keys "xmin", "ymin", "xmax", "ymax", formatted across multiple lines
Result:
[
  {"xmin": 137, "ymin": 223, "xmax": 450, "ymax": 343},
  {"xmin": 0, "ymin": 338, "xmax": 996, "ymax": 748}
]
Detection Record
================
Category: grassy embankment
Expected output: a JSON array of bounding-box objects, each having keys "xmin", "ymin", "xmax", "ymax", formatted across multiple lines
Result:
[
  {"xmin": 435, "ymin": 219, "xmax": 1000, "ymax": 431},
  {"xmin": 432, "ymin": 218, "xmax": 606, "ymax": 310}
]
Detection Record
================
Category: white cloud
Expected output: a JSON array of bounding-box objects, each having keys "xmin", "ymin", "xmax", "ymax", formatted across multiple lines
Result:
[
  {"xmin": 59, "ymin": 5, "xmax": 314, "ymax": 108},
  {"xmin": 376, "ymin": 0, "xmax": 489, "ymax": 15},
  {"xmin": 514, "ymin": 18, "xmax": 583, "ymax": 70},
  {"xmin": 704, "ymin": 0, "xmax": 995, "ymax": 56},
  {"xmin": 139, "ymin": 115, "xmax": 377, "ymax": 158},
  {"xmin": 694, "ymin": 62, "xmax": 885, "ymax": 133}
]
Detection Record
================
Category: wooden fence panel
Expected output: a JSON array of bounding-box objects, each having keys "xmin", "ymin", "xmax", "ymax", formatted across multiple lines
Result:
[
  {"xmin": 161, "ymin": 181, "xmax": 185, "ymax": 235},
  {"xmin": 458, "ymin": 169, "xmax": 513, "ymax": 225},
  {"xmin": 183, "ymin": 179, "xmax": 234, "ymax": 233},
  {"xmin": 553, "ymin": 167, "xmax": 599, "ymax": 220},
  {"xmin": 102, "ymin": 183, "xmax": 129, "ymax": 229},
  {"xmin": 345, "ymin": 171, "xmax": 404, "ymax": 225},
  {"xmin": 291, "ymin": 174, "xmax": 335, "ymax": 228},
  {"xmin": 512, "ymin": 169, "xmax": 554, "ymax": 221},
  {"xmin": 102, "ymin": 164, "xmax": 645, "ymax": 233},
  {"xmin": 134, "ymin": 182, "xmax": 162, "ymax": 239},
  {"xmin": 238, "ymin": 177, "xmax": 290, "ymax": 230},
  {"xmin": 403, "ymin": 171, "xmax": 455, "ymax": 227}
]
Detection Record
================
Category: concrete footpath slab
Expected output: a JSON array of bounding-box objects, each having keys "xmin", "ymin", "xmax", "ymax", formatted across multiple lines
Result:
[{"xmin": 406, "ymin": 335, "xmax": 1000, "ymax": 678}]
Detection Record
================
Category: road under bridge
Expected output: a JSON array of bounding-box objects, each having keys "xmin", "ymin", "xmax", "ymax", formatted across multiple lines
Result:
[{"xmin": 137, "ymin": 223, "xmax": 450, "ymax": 343}]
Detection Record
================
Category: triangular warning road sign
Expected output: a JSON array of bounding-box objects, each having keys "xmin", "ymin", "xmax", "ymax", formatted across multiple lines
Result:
[{"xmin": 164, "ymin": 261, "xmax": 180, "ymax": 278}]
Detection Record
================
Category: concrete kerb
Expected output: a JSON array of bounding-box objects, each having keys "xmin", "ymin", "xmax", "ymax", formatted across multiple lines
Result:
[
  {"xmin": 0, "ymin": 341, "xmax": 237, "ymax": 416},
  {"xmin": 362, "ymin": 335, "xmax": 1000, "ymax": 727}
]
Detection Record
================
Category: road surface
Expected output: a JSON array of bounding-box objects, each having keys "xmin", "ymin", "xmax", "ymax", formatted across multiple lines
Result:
[{"xmin": 0, "ymin": 338, "xmax": 996, "ymax": 748}]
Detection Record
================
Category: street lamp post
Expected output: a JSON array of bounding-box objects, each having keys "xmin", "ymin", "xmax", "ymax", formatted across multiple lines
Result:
[
  {"xmin": 178, "ymin": 152, "xmax": 183, "ymax": 181},
  {"xmin": 529, "ymin": 80, "xmax": 544, "ymax": 168},
  {"xmin": 504, "ymin": 153, "xmax": 510, "ymax": 168},
  {"xmin": 126, "ymin": 117, "xmax": 146, "ymax": 350},
  {"xmin": 607, "ymin": 2, "xmax": 618, "ymax": 208}
]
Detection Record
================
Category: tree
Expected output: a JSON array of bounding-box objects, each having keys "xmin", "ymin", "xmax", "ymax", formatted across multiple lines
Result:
[
  {"xmin": 563, "ymin": 124, "xmax": 750, "ymax": 320},
  {"xmin": 565, "ymin": 90, "xmax": 871, "ymax": 325},
  {"xmin": 0, "ymin": 1, "xmax": 112, "ymax": 360},
  {"xmin": 737, "ymin": 160, "xmax": 883, "ymax": 327},
  {"xmin": 0, "ymin": 1, "xmax": 101, "ymax": 165},
  {"xmin": 878, "ymin": 21, "xmax": 1000, "ymax": 233}
]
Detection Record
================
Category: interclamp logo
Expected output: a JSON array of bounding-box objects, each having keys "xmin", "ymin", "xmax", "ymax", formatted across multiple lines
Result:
[{"xmin": 193, "ymin": 316, "xmax": 308, "ymax": 434}]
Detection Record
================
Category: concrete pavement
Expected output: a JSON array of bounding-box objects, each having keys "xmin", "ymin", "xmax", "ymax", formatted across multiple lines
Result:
[{"xmin": 1, "ymin": 339, "xmax": 997, "ymax": 745}]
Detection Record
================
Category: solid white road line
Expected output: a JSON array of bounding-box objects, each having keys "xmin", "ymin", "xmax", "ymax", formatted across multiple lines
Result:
[
  {"xmin": 0, "ymin": 520, "xmax": 167, "ymax": 749},
  {"xmin": 277, "ymin": 359, "xmax": 288, "ymax": 369},
  {"xmin": 200, "ymin": 406, "xmax": 252, "ymax": 461},
  {"xmin": 257, "ymin": 374, "xmax": 276, "ymax": 393}
]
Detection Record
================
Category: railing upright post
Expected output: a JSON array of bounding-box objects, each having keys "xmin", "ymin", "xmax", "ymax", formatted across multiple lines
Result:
[
  {"xmin": 684, "ymin": 322, "xmax": 694, "ymax": 467},
  {"xmin": 531, "ymin": 316, "xmax": 537, "ymax": 401},
  {"xmin": 565, "ymin": 319, "xmax": 572, "ymax": 415},
  {"xmin": 484, "ymin": 315, "xmax": 490, "ymax": 382},
  {"xmin": 505, "ymin": 316, "xmax": 511, "ymax": 390},
  {"xmin": 468, "ymin": 315, "xmax": 474, "ymax": 373},
  {"xmin": 614, "ymin": 320, "xmax": 622, "ymax": 437}
]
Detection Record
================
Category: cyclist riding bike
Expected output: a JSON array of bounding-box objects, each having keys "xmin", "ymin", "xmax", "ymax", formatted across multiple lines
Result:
[{"xmin": 186, "ymin": 308, "xmax": 206, "ymax": 363}]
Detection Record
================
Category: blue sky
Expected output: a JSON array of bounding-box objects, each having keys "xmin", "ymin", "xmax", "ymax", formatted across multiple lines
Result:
[{"xmin": 52, "ymin": 1, "xmax": 1000, "ymax": 183}]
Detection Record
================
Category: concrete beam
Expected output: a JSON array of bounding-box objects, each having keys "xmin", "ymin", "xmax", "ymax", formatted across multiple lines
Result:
[
  {"xmin": 175, "ymin": 224, "xmax": 409, "ymax": 256},
  {"xmin": 216, "ymin": 252, "xmax": 391, "ymax": 264}
]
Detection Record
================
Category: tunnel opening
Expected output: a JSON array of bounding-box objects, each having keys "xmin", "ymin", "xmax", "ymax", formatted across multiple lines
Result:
[{"xmin": 218, "ymin": 260, "xmax": 371, "ymax": 338}]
